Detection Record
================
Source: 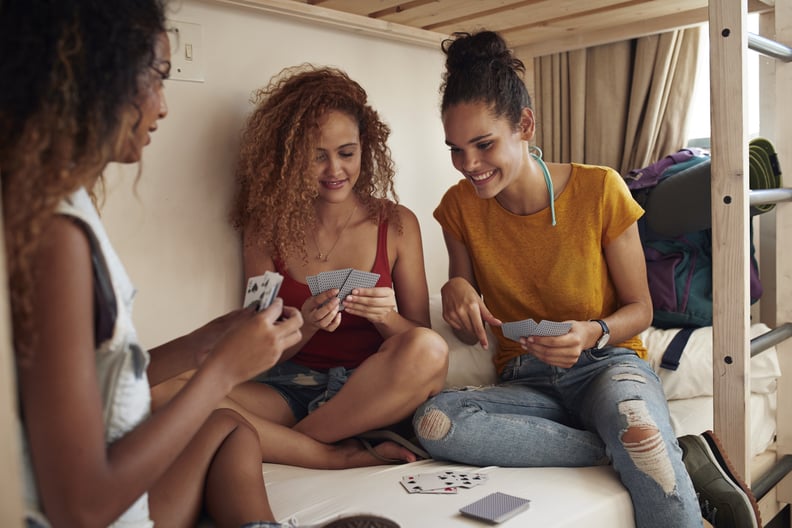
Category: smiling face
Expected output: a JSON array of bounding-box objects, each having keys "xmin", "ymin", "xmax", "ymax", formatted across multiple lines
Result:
[
  {"xmin": 116, "ymin": 32, "xmax": 171, "ymax": 164},
  {"xmin": 442, "ymin": 101, "xmax": 533, "ymax": 199},
  {"xmin": 312, "ymin": 109, "xmax": 362, "ymax": 203}
]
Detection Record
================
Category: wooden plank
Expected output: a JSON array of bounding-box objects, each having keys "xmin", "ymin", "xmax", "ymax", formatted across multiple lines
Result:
[
  {"xmin": 421, "ymin": 0, "xmax": 704, "ymax": 33},
  {"xmin": 277, "ymin": 0, "xmax": 773, "ymax": 50},
  {"xmin": 501, "ymin": 1, "xmax": 706, "ymax": 41},
  {"xmin": 368, "ymin": 0, "xmax": 555, "ymax": 28},
  {"xmin": 513, "ymin": 8, "xmax": 707, "ymax": 57},
  {"xmin": 769, "ymin": 0, "xmax": 792, "ymax": 507},
  {"xmin": 0, "ymin": 185, "xmax": 25, "ymax": 526},
  {"xmin": 307, "ymin": 0, "xmax": 411, "ymax": 15},
  {"xmin": 212, "ymin": 0, "xmax": 446, "ymax": 48},
  {"xmin": 709, "ymin": 0, "xmax": 752, "ymax": 481}
]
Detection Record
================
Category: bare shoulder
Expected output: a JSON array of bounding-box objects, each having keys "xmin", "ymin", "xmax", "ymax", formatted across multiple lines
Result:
[
  {"xmin": 242, "ymin": 224, "xmax": 276, "ymax": 275},
  {"xmin": 388, "ymin": 204, "xmax": 425, "ymax": 267},
  {"xmin": 390, "ymin": 203, "xmax": 421, "ymax": 234},
  {"xmin": 25, "ymin": 214, "xmax": 95, "ymax": 369},
  {"xmin": 37, "ymin": 214, "xmax": 92, "ymax": 266}
]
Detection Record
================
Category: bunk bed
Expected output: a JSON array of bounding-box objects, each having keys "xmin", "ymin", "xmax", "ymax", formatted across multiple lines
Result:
[
  {"xmin": 243, "ymin": 1, "xmax": 792, "ymax": 526},
  {"xmin": 1, "ymin": 1, "xmax": 790, "ymax": 526}
]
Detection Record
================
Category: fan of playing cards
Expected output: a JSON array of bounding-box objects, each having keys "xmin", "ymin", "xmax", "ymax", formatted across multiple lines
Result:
[
  {"xmin": 400, "ymin": 470, "xmax": 489, "ymax": 495},
  {"xmin": 306, "ymin": 268, "xmax": 380, "ymax": 311},
  {"xmin": 243, "ymin": 271, "xmax": 284, "ymax": 312},
  {"xmin": 501, "ymin": 318, "xmax": 572, "ymax": 342}
]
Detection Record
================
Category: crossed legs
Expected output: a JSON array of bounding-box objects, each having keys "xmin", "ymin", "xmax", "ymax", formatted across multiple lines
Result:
[
  {"xmin": 151, "ymin": 327, "xmax": 448, "ymax": 468},
  {"xmin": 149, "ymin": 408, "xmax": 274, "ymax": 528}
]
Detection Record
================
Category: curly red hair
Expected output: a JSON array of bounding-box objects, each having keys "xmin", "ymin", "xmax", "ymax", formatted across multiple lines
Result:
[{"xmin": 231, "ymin": 64, "xmax": 400, "ymax": 262}]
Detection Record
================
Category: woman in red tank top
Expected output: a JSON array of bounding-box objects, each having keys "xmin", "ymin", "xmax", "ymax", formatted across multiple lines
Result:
[{"xmin": 156, "ymin": 65, "xmax": 448, "ymax": 469}]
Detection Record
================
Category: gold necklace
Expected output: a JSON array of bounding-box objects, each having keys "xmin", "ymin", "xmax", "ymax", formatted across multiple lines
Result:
[{"xmin": 312, "ymin": 205, "xmax": 358, "ymax": 262}]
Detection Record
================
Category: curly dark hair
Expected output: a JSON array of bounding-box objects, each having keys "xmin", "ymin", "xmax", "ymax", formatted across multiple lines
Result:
[
  {"xmin": 231, "ymin": 64, "xmax": 400, "ymax": 263},
  {"xmin": 0, "ymin": 0, "xmax": 167, "ymax": 362},
  {"xmin": 440, "ymin": 31, "xmax": 531, "ymax": 128}
]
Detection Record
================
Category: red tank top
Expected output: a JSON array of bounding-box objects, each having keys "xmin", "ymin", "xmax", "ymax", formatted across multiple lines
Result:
[{"xmin": 274, "ymin": 219, "xmax": 393, "ymax": 371}]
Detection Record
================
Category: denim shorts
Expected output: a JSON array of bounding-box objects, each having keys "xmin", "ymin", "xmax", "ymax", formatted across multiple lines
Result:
[{"xmin": 254, "ymin": 361, "xmax": 354, "ymax": 421}]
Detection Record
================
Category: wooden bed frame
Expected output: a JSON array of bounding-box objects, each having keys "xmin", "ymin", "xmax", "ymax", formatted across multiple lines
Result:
[
  {"xmin": 1, "ymin": 0, "xmax": 790, "ymax": 525},
  {"xmin": 710, "ymin": 2, "xmax": 792, "ymax": 525}
]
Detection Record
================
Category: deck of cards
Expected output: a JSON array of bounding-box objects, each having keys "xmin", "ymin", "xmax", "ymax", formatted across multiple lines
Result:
[
  {"xmin": 243, "ymin": 271, "xmax": 284, "ymax": 312},
  {"xmin": 400, "ymin": 470, "xmax": 489, "ymax": 495},
  {"xmin": 306, "ymin": 268, "xmax": 380, "ymax": 310},
  {"xmin": 459, "ymin": 492, "xmax": 530, "ymax": 524},
  {"xmin": 501, "ymin": 318, "xmax": 572, "ymax": 342}
]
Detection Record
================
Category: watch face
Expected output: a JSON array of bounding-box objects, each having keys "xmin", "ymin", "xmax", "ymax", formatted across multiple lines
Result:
[{"xmin": 594, "ymin": 319, "xmax": 610, "ymax": 349}]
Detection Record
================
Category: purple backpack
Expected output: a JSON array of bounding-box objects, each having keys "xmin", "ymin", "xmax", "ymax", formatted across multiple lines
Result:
[{"xmin": 626, "ymin": 149, "xmax": 763, "ymax": 370}]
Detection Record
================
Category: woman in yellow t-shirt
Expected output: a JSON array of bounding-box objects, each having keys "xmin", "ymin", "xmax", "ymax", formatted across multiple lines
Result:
[{"xmin": 412, "ymin": 30, "xmax": 760, "ymax": 528}]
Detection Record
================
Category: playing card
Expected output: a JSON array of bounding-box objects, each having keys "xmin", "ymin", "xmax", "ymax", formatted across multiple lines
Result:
[
  {"xmin": 337, "ymin": 269, "xmax": 380, "ymax": 310},
  {"xmin": 243, "ymin": 271, "xmax": 284, "ymax": 312},
  {"xmin": 414, "ymin": 472, "xmax": 460, "ymax": 490},
  {"xmin": 449, "ymin": 471, "xmax": 489, "ymax": 489},
  {"xmin": 501, "ymin": 319, "xmax": 537, "ymax": 341},
  {"xmin": 501, "ymin": 318, "xmax": 570, "ymax": 341},
  {"xmin": 400, "ymin": 475, "xmax": 458, "ymax": 494},
  {"xmin": 306, "ymin": 274, "xmax": 321, "ymax": 296},
  {"xmin": 305, "ymin": 269, "xmax": 380, "ymax": 311},
  {"xmin": 317, "ymin": 268, "xmax": 353, "ymax": 292},
  {"xmin": 533, "ymin": 320, "xmax": 572, "ymax": 337},
  {"xmin": 398, "ymin": 470, "xmax": 487, "ymax": 495},
  {"xmin": 459, "ymin": 492, "xmax": 530, "ymax": 524}
]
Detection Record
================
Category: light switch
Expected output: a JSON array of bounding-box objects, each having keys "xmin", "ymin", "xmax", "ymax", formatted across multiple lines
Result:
[{"xmin": 168, "ymin": 20, "xmax": 205, "ymax": 82}]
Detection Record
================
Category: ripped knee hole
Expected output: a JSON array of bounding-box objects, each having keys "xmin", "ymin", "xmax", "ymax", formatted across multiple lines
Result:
[{"xmin": 417, "ymin": 408, "xmax": 451, "ymax": 441}]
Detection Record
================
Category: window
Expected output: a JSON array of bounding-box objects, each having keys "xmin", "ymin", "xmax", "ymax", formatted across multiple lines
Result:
[{"xmin": 685, "ymin": 15, "xmax": 760, "ymax": 147}]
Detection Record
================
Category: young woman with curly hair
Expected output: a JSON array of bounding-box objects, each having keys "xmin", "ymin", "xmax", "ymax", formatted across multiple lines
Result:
[
  {"xmin": 1, "ymin": 3, "xmax": 402, "ymax": 528},
  {"xmin": 167, "ymin": 64, "xmax": 449, "ymax": 465}
]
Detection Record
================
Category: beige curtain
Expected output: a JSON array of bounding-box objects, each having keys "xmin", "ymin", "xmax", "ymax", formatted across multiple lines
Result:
[{"xmin": 532, "ymin": 27, "xmax": 700, "ymax": 175}]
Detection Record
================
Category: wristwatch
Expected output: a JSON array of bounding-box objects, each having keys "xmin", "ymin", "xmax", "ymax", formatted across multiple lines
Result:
[{"xmin": 591, "ymin": 319, "xmax": 610, "ymax": 349}]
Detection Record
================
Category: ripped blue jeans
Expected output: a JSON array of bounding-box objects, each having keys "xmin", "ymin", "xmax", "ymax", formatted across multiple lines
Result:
[
  {"xmin": 413, "ymin": 347, "xmax": 702, "ymax": 528},
  {"xmin": 255, "ymin": 361, "xmax": 352, "ymax": 421}
]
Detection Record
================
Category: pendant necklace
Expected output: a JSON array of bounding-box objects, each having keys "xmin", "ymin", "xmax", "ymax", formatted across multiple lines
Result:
[{"xmin": 313, "ymin": 205, "xmax": 358, "ymax": 262}]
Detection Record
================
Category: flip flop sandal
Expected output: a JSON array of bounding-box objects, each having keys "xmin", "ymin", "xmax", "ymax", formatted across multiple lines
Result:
[
  {"xmin": 356, "ymin": 429, "xmax": 431, "ymax": 461},
  {"xmin": 356, "ymin": 436, "xmax": 407, "ymax": 464}
]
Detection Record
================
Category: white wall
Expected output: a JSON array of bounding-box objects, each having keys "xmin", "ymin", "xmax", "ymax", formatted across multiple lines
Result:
[{"xmin": 100, "ymin": 0, "xmax": 459, "ymax": 347}]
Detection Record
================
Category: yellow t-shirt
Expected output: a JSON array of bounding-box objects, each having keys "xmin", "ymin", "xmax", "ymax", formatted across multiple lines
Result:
[{"xmin": 434, "ymin": 163, "xmax": 647, "ymax": 374}]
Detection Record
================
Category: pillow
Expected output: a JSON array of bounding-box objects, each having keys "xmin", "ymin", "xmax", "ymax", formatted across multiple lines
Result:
[
  {"xmin": 640, "ymin": 323, "xmax": 781, "ymax": 400},
  {"xmin": 429, "ymin": 294, "xmax": 497, "ymax": 388}
]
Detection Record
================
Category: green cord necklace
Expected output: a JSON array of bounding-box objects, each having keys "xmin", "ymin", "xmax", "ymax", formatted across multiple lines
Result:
[{"xmin": 530, "ymin": 146, "xmax": 557, "ymax": 226}]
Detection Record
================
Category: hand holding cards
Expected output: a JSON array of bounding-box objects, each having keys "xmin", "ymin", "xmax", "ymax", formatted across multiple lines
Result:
[
  {"xmin": 501, "ymin": 318, "xmax": 571, "ymax": 342},
  {"xmin": 306, "ymin": 268, "xmax": 380, "ymax": 310},
  {"xmin": 243, "ymin": 271, "xmax": 284, "ymax": 312}
]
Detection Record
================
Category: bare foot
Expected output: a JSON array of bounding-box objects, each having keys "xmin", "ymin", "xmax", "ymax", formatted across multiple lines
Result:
[
  {"xmin": 338, "ymin": 439, "xmax": 416, "ymax": 467},
  {"xmin": 373, "ymin": 440, "xmax": 417, "ymax": 464}
]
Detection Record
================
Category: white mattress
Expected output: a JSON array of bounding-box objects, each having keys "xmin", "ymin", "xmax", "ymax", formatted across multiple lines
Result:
[
  {"xmin": 262, "ymin": 460, "xmax": 634, "ymax": 527},
  {"xmin": 256, "ymin": 395, "xmax": 776, "ymax": 528},
  {"xmin": 237, "ymin": 297, "xmax": 782, "ymax": 528}
]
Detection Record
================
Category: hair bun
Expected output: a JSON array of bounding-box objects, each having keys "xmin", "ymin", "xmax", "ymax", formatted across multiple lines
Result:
[{"xmin": 442, "ymin": 31, "xmax": 523, "ymax": 76}]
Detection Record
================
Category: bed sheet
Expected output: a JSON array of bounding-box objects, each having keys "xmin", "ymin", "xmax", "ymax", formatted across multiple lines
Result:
[{"xmin": 261, "ymin": 460, "xmax": 634, "ymax": 527}]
